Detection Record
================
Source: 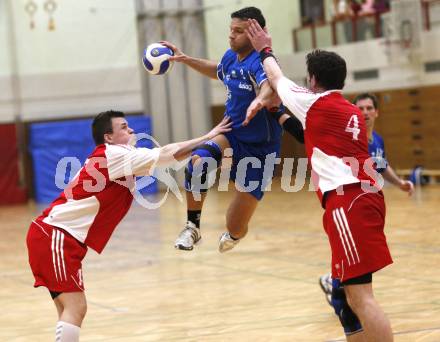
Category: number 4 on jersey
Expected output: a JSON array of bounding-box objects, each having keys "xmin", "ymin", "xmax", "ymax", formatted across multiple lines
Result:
[{"xmin": 345, "ymin": 114, "xmax": 360, "ymax": 140}]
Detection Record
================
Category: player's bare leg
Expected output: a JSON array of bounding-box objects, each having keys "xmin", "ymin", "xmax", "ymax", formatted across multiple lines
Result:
[
  {"xmin": 53, "ymin": 292, "xmax": 86, "ymax": 341},
  {"xmin": 344, "ymin": 283, "xmax": 393, "ymax": 342},
  {"xmin": 346, "ymin": 332, "xmax": 366, "ymax": 342},
  {"xmin": 54, "ymin": 297, "xmax": 64, "ymax": 318},
  {"xmin": 219, "ymin": 190, "xmax": 258, "ymax": 252},
  {"xmin": 175, "ymin": 134, "xmax": 230, "ymax": 250}
]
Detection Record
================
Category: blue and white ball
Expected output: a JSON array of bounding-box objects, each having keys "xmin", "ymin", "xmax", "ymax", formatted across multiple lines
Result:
[{"xmin": 142, "ymin": 43, "xmax": 174, "ymax": 75}]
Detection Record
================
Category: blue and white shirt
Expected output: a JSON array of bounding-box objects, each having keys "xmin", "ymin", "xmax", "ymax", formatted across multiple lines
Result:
[
  {"xmin": 217, "ymin": 49, "xmax": 282, "ymax": 144},
  {"xmin": 369, "ymin": 131, "xmax": 388, "ymax": 173}
]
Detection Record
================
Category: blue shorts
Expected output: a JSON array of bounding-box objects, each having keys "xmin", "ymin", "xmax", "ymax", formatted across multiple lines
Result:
[{"xmin": 224, "ymin": 132, "xmax": 281, "ymax": 201}]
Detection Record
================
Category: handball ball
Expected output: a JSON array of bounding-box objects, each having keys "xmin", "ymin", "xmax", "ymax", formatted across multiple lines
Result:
[{"xmin": 142, "ymin": 43, "xmax": 174, "ymax": 75}]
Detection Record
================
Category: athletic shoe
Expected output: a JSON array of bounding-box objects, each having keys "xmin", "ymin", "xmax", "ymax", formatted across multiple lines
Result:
[
  {"xmin": 174, "ymin": 222, "xmax": 201, "ymax": 251},
  {"xmin": 218, "ymin": 232, "xmax": 240, "ymax": 253},
  {"xmin": 319, "ymin": 273, "xmax": 333, "ymax": 305}
]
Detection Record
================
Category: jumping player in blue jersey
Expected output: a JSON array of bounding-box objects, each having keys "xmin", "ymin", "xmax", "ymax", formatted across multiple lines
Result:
[
  {"xmin": 162, "ymin": 7, "xmax": 299, "ymax": 252},
  {"xmin": 318, "ymin": 93, "xmax": 414, "ymax": 338}
]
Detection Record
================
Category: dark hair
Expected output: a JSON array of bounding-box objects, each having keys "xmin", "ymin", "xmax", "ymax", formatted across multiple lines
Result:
[
  {"xmin": 231, "ymin": 7, "xmax": 265, "ymax": 28},
  {"xmin": 306, "ymin": 50, "xmax": 347, "ymax": 90},
  {"xmin": 353, "ymin": 93, "xmax": 378, "ymax": 109},
  {"xmin": 92, "ymin": 110, "xmax": 125, "ymax": 145}
]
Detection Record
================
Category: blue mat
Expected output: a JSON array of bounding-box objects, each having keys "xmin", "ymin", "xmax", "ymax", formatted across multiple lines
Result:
[{"xmin": 29, "ymin": 115, "xmax": 157, "ymax": 203}]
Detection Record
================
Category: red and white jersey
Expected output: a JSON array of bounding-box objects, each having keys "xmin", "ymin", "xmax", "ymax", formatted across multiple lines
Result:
[
  {"xmin": 277, "ymin": 77, "xmax": 373, "ymax": 205},
  {"xmin": 36, "ymin": 143, "xmax": 160, "ymax": 253}
]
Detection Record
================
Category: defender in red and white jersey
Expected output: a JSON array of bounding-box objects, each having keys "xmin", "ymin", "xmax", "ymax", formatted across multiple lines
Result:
[
  {"xmin": 246, "ymin": 20, "xmax": 393, "ymax": 342},
  {"xmin": 26, "ymin": 110, "xmax": 231, "ymax": 341}
]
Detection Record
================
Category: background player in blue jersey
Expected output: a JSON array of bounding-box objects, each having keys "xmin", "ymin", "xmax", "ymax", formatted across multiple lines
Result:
[
  {"xmin": 318, "ymin": 93, "xmax": 414, "ymax": 338},
  {"xmin": 357, "ymin": 93, "xmax": 415, "ymax": 191},
  {"xmin": 161, "ymin": 7, "xmax": 285, "ymax": 252}
]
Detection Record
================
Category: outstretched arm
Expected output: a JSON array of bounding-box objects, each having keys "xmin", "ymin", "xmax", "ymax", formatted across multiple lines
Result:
[
  {"xmin": 158, "ymin": 117, "xmax": 231, "ymax": 163},
  {"xmin": 160, "ymin": 41, "xmax": 218, "ymax": 79},
  {"xmin": 106, "ymin": 118, "xmax": 231, "ymax": 180}
]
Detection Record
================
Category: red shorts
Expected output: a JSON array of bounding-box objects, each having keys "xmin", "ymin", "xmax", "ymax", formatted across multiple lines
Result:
[
  {"xmin": 323, "ymin": 184, "xmax": 393, "ymax": 282},
  {"xmin": 26, "ymin": 220, "xmax": 87, "ymax": 292}
]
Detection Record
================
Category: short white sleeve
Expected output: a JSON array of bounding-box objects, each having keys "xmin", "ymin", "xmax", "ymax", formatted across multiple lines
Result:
[
  {"xmin": 276, "ymin": 77, "xmax": 320, "ymax": 128},
  {"xmin": 105, "ymin": 144, "xmax": 160, "ymax": 181}
]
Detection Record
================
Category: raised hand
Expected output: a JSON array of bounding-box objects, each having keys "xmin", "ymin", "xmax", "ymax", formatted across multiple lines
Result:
[{"xmin": 245, "ymin": 19, "xmax": 272, "ymax": 52}]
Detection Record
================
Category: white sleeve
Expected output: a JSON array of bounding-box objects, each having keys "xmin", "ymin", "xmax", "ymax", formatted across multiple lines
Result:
[
  {"xmin": 276, "ymin": 76, "xmax": 320, "ymax": 128},
  {"xmin": 105, "ymin": 144, "xmax": 160, "ymax": 181}
]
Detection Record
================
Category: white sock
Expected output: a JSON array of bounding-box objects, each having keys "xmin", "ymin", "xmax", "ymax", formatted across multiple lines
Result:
[{"xmin": 55, "ymin": 321, "xmax": 80, "ymax": 342}]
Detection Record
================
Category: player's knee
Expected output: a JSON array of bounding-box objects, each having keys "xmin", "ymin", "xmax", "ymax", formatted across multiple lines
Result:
[
  {"xmin": 78, "ymin": 301, "xmax": 87, "ymax": 320},
  {"xmin": 73, "ymin": 298, "xmax": 87, "ymax": 320},
  {"xmin": 190, "ymin": 155, "xmax": 201, "ymax": 166},
  {"xmin": 346, "ymin": 291, "xmax": 375, "ymax": 317},
  {"xmin": 63, "ymin": 300, "xmax": 87, "ymax": 324},
  {"xmin": 345, "ymin": 285, "xmax": 367, "ymax": 307},
  {"xmin": 331, "ymin": 280, "xmax": 363, "ymax": 335},
  {"xmin": 185, "ymin": 141, "xmax": 222, "ymax": 193}
]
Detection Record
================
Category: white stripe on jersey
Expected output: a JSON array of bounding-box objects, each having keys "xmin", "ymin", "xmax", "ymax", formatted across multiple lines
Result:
[
  {"xmin": 334, "ymin": 208, "xmax": 357, "ymax": 265},
  {"xmin": 60, "ymin": 232, "xmax": 67, "ymax": 281},
  {"xmin": 333, "ymin": 208, "xmax": 360, "ymax": 265},
  {"xmin": 55, "ymin": 230, "xmax": 63, "ymax": 282},
  {"xmin": 338, "ymin": 208, "xmax": 360, "ymax": 263},
  {"xmin": 51, "ymin": 230, "xmax": 69, "ymax": 282},
  {"xmin": 332, "ymin": 209, "xmax": 352, "ymax": 266},
  {"xmin": 51, "ymin": 230, "xmax": 59, "ymax": 282}
]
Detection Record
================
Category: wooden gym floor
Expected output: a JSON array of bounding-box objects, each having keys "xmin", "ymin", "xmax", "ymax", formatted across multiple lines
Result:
[{"xmin": 1, "ymin": 182, "xmax": 440, "ymax": 341}]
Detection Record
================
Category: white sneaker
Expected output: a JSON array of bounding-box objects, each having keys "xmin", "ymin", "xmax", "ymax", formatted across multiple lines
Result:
[
  {"xmin": 319, "ymin": 273, "xmax": 333, "ymax": 305},
  {"xmin": 218, "ymin": 232, "xmax": 240, "ymax": 253},
  {"xmin": 174, "ymin": 222, "xmax": 201, "ymax": 251}
]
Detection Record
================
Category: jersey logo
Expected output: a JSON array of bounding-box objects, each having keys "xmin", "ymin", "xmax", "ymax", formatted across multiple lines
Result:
[
  {"xmin": 238, "ymin": 82, "xmax": 253, "ymax": 91},
  {"xmin": 231, "ymin": 70, "xmax": 237, "ymax": 78},
  {"xmin": 240, "ymin": 68, "xmax": 246, "ymax": 80}
]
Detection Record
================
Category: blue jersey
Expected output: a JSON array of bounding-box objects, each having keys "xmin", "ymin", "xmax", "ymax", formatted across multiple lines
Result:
[
  {"xmin": 369, "ymin": 131, "xmax": 388, "ymax": 173},
  {"xmin": 217, "ymin": 49, "xmax": 282, "ymax": 144}
]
